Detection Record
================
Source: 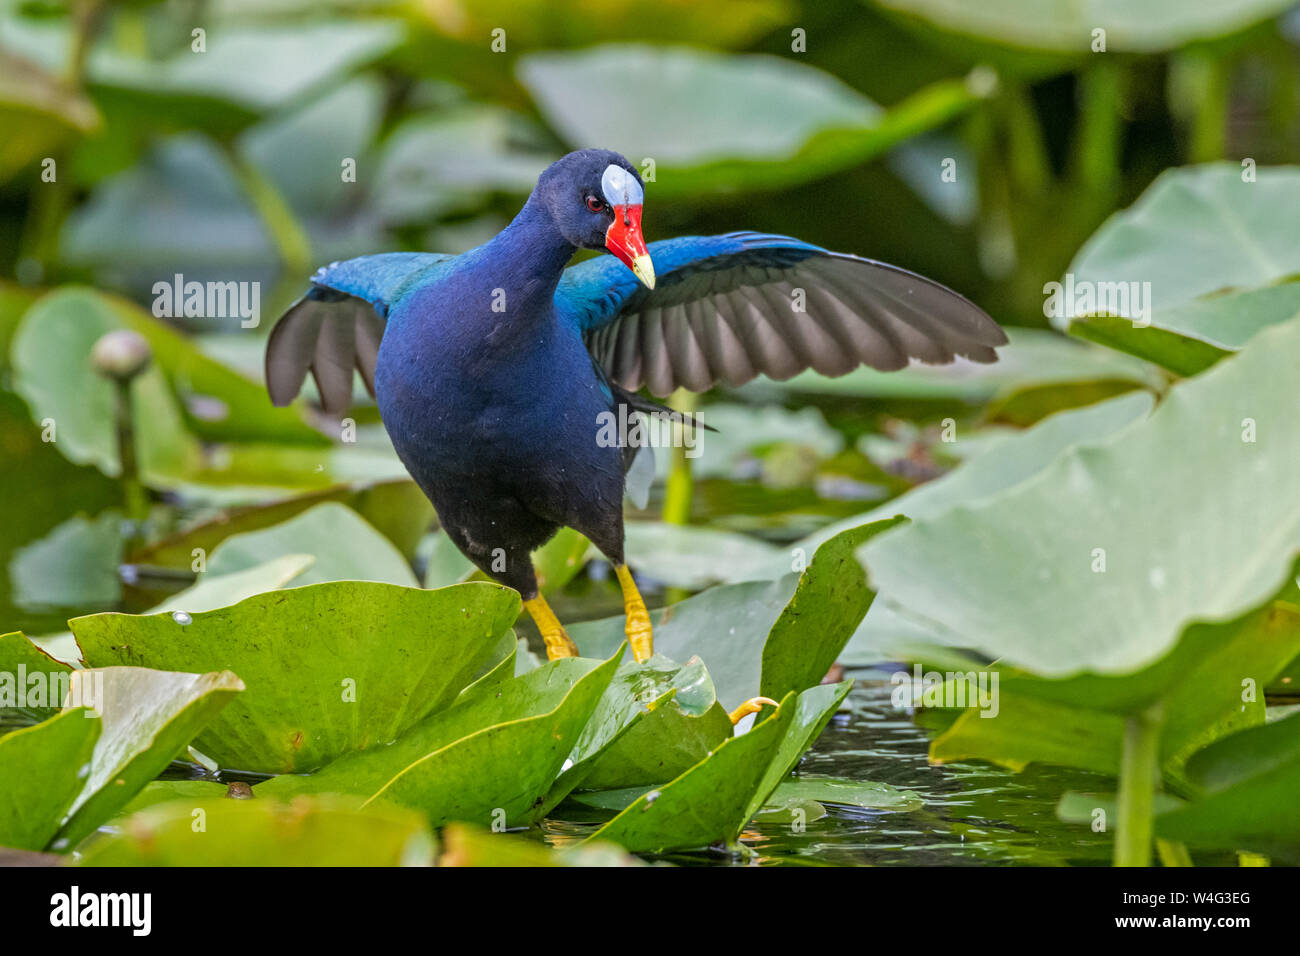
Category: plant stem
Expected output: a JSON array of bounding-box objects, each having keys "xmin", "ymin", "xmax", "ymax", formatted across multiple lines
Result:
[
  {"xmin": 661, "ymin": 388, "xmax": 696, "ymax": 527},
  {"xmin": 1115, "ymin": 704, "xmax": 1163, "ymax": 867},
  {"xmin": 223, "ymin": 144, "xmax": 313, "ymax": 281},
  {"xmin": 1074, "ymin": 59, "xmax": 1124, "ymax": 196},
  {"xmin": 1155, "ymin": 839, "xmax": 1192, "ymax": 867},
  {"xmin": 1187, "ymin": 54, "xmax": 1231, "ymax": 163},
  {"xmin": 661, "ymin": 389, "xmax": 697, "ymax": 604},
  {"xmin": 113, "ymin": 378, "xmax": 148, "ymax": 534},
  {"xmin": 1000, "ymin": 84, "xmax": 1051, "ymax": 197}
]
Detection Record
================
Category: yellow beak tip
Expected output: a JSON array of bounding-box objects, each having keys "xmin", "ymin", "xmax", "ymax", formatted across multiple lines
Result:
[{"xmin": 632, "ymin": 255, "xmax": 656, "ymax": 290}]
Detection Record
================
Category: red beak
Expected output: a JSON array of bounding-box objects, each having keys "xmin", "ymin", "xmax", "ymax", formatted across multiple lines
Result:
[{"xmin": 605, "ymin": 204, "xmax": 655, "ymax": 289}]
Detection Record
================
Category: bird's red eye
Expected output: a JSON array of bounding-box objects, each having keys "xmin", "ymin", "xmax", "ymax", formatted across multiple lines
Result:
[{"xmin": 586, "ymin": 196, "xmax": 604, "ymax": 213}]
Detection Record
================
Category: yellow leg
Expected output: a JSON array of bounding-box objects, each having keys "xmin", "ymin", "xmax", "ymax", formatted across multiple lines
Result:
[
  {"xmin": 728, "ymin": 697, "xmax": 780, "ymax": 725},
  {"xmin": 524, "ymin": 594, "xmax": 578, "ymax": 660},
  {"xmin": 614, "ymin": 564, "xmax": 654, "ymax": 663}
]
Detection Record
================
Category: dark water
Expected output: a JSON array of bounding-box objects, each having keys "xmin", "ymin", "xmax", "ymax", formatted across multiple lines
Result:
[{"xmin": 543, "ymin": 671, "xmax": 1120, "ymax": 867}]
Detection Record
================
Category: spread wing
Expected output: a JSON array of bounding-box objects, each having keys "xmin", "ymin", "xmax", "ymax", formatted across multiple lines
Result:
[
  {"xmin": 559, "ymin": 232, "xmax": 1007, "ymax": 397},
  {"xmin": 265, "ymin": 252, "xmax": 454, "ymax": 414}
]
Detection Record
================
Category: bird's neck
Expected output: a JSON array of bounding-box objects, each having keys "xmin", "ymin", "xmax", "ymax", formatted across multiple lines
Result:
[{"xmin": 481, "ymin": 195, "xmax": 576, "ymax": 315}]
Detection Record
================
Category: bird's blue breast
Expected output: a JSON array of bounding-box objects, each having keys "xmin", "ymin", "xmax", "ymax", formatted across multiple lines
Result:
[{"xmin": 374, "ymin": 268, "xmax": 619, "ymax": 491}]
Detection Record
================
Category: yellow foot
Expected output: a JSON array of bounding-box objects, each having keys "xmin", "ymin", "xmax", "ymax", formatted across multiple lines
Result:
[
  {"xmin": 728, "ymin": 697, "xmax": 780, "ymax": 725},
  {"xmin": 615, "ymin": 564, "xmax": 653, "ymax": 663},
  {"xmin": 524, "ymin": 595, "xmax": 578, "ymax": 660}
]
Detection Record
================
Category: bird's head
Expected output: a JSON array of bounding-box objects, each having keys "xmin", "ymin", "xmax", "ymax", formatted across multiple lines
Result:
[{"xmin": 536, "ymin": 149, "xmax": 655, "ymax": 289}]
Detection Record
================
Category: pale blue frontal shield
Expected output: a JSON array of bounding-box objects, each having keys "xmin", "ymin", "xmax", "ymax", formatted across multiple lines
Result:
[{"xmin": 601, "ymin": 165, "xmax": 644, "ymax": 206}]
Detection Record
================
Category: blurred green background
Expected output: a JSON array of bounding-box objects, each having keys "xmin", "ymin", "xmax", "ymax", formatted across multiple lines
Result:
[{"xmin": 3, "ymin": 0, "xmax": 1299, "ymax": 639}]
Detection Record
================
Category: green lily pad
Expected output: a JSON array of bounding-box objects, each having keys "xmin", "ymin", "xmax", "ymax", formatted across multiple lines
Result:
[
  {"xmin": 115, "ymin": 779, "xmax": 234, "ymax": 818},
  {"xmin": 1156, "ymin": 711, "xmax": 1300, "ymax": 861},
  {"xmin": 875, "ymin": 0, "xmax": 1294, "ymax": 54},
  {"xmin": 769, "ymin": 776, "xmax": 924, "ymax": 812},
  {"xmin": 586, "ymin": 694, "xmax": 795, "ymax": 853},
  {"xmin": 783, "ymin": 391, "xmax": 1153, "ymax": 594},
  {"xmin": 57, "ymin": 667, "xmax": 244, "ymax": 848},
  {"xmin": 747, "ymin": 681, "xmax": 856, "ymax": 824},
  {"xmin": 203, "ymin": 502, "xmax": 418, "ymax": 587},
  {"xmin": 754, "ymin": 795, "xmax": 828, "ymax": 824},
  {"xmin": 1069, "ymin": 282, "xmax": 1300, "ymax": 376},
  {"xmin": 439, "ymin": 823, "xmax": 644, "ymax": 868},
  {"xmin": 564, "ymin": 655, "xmax": 735, "ymax": 792},
  {"xmin": 623, "ymin": 522, "xmax": 783, "ymax": 589},
  {"xmin": 928, "ymin": 593, "xmax": 1300, "ymax": 776},
  {"xmin": 0, "ymin": 630, "xmax": 75, "ymax": 724},
  {"xmin": 761, "ymin": 518, "xmax": 904, "ymax": 703},
  {"xmin": 569, "ymin": 576, "xmax": 797, "ymax": 709},
  {"xmin": 373, "ymin": 106, "xmax": 556, "ymax": 225},
  {"xmin": 78, "ymin": 794, "xmax": 435, "ymax": 867},
  {"xmin": 866, "ymin": 314, "xmax": 1300, "ymax": 678},
  {"xmin": 1057, "ymin": 790, "xmax": 1184, "ymax": 826},
  {"xmin": 132, "ymin": 479, "xmax": 433, "ymax": 568},
  {"xmin": 72, "ymin": 580, "xmax": 520, "ymax": 773},
  {"xmin": 11, "ymin": 289, "xmax": 200, "ymax": 482},
  {"xmin": 9, "ymin": 512, "xmax": 125, "ymax": 614},
  {"xmin": 259, "ymin": 656, "xmax": 619, "ymax": 828},
  {"xmin": 0, "ymin": 708, "xmax": 100, "ymax": 851},
  {"xmin": 0, "ymin": 49, "xmax": 100, "ymax": 183},
  {"xmin": 146, "ymin": 555, "xmax": 315, "ymax": 616},
  {"xmin": 519, "ymin": 44, "xmax": 986, "ymax": 197},
  {"xmin": 1066, "ymin": 164, "xmax": 1300, "ymax": 323}
]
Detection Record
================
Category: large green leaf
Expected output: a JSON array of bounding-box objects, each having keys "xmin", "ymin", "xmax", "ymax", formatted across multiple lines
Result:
[
  {"xmin": 586, "ymin": 694, "xmax": 794, "ymax": 853},
  {"xmin": 1066, "ymin": 164, "xmax": 1300, "ymax": 325},
  {"xmin": 768, "ymin": 776, "xmax": 924, "ymax": 812},
  {"xmin": 745, "ymin": 680, "xmax": 855, "ymax": 821},
  {"xmin": 761, "ymin": 518, "xmax": 904, "ymax": 702},
  {"xmin": 131, "ymin": 479, "xmax": 433, "ymax": 568},
  {"xmin": 9, "ymin": 512, "xmax": 124, "ymax": 613},
  {"xmin": 1069, "ymin": 282, "xmax": 1300, "ymax": 376},
  {"xmin": 623, "ymin": 522, "xmax": 783, "ymax": 589},
  {"xmin": 78, "ymin": 795, "xmax": 435, "ymax": 867},
  {"xmin": 202, "ymin": 502, "xmax": 417, "ymax": 587},
  {"xmin": 747, "ymin": 392, "xmax": 1153, "ymax": 595},
  {"xmin": 564, "ymin": 655, "xmax": 734, "ymax": 792},
  {"xmin": 146, "ymin": 555, "xmax": 315, "ymax": 616},
  {"xmin": 1156, "ymin": 711, "xmax": 1300, "ymax": 861},
  {"xmin": 866, "ymin": 314, "xmax": 1300, "ymax": 678},
  {"xmin": 259, "ymin": 656, "xmax": 619, "ymax": 827},
  {"xmin": 0, "ymin": 708, "xmax": 100, "ymax": 851},
  {"xmin": 927, "ymin": 579, "xmax": 1300, "ymax": 778},
  {"xmin": 0, "ymin": 49, "xmax": 100, "ymax": 183},
  {"xmin": 11, "ymin": 289, "xmax": 200, "ymax": 482},
  {"xmin": 57, "ymin": 667, "xmax": 244, "ymax": 848},
  {"xmin": 519, "ymin": 44, "xmax": 986, "ymax": 197},
  {"xmin": 874, "ymin": 0, "xmax": 1294, "ymax": 53},
  {"xmin": 569, "ymin": 576, "xmax": 796, "ymax": 709},
  {"xmin": 438, "ymin": 823, "xmax": 644, "ymax": 867},
  {"xmin": 71, "ymin": 581, "xmax": 520, "ymax": 773},
  {"xmin": 0, "ymin": 630, "xmax": 75, "ymax": 724}
]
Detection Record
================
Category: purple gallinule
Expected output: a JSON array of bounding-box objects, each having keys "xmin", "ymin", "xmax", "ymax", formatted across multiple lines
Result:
[{"xmin": 266, "ymin": 148, "xmax": 1006, "ymax": 675}]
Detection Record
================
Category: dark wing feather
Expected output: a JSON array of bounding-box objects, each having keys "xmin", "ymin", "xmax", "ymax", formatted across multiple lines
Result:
[
  {"xmin": 561, "ymin": 232, "xmax": 1006, "ymax": 398},
  {"xmin": 265, "ymin": 253, "xmax": 453, "ymax": 414}
]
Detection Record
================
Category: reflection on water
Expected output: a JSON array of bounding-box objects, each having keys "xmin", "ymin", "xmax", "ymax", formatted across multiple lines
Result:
[{"xmin": 545, "ymin": 670, "xmax": 1119, "ymax": 867}]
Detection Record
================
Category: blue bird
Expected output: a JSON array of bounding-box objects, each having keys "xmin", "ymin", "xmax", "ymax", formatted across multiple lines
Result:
[{"xmin": 265, "ymin": 148, "xmax": 1006, "ymax": 678}]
